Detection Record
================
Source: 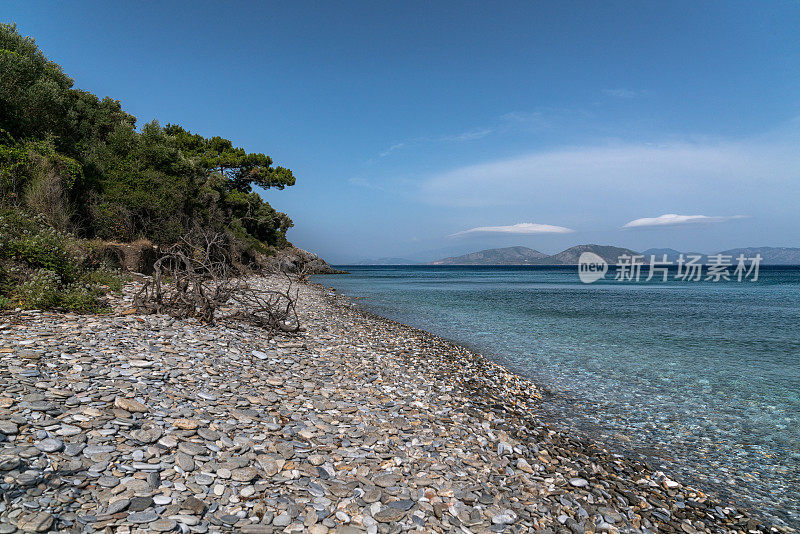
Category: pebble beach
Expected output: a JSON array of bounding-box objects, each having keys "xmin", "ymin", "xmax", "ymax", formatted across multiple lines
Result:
[{"xmin": 0, "ymin": 276, "xmax": 781, "ymax": 534}]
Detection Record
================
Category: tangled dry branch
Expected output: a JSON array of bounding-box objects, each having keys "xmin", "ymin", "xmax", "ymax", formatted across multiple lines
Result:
[{"xmin": 133, "ymin": 232, "xmax": 301, "ymax": 333}]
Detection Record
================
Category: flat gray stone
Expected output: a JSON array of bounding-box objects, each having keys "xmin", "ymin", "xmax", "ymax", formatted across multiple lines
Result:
[
  {"xmin": 150, "ymin": 518, "xmax": 176, "ymax": 531},
  {"xmin": 373, "ymin": 473, "xmax": 400, "ymax": 488},
  {"xmin": 107, "ymin": 498, "xmax": 130, "ymax": 514},
  {"xmin": 231, "ymin": 466, "xmax": 257, "ymax": 482},
  {"xmin": 16, "ymin": 512, "xmax": 54, "ymax": 532},
  {"xmin": 128, "ymin": 510, "xmax": 159, "ymax": 523},
  {"xmin": 34, "ymin": 438, "xmax": 63, "ymax": 453},
  {"xmin": 194, "ymin": 474, "xmax": 213, "ymax": 485},
  {"xmin": 374, "ymin": 506, "xmax": 407, "ymax": 523},
  {"xmin": 175, "ymin": 452, "xmax": 195, "ymax": 471},
  {"xmin": 0, "ymin": 421, "xmax": 19, "ymax": 435},
  {"xmin": 129, "ymin": 496, "xmax": 154, "ymax": 512},
  {"xmin": 272, "ymin": 511, "xmax": 291, "ymax": 527},
  {"xmin": 178, "ymin": 441, "xmax": 207, "ymax": 456},
  {"xmin": 131, "ymin": 424, "xmax": 162, "ymax": 444}
]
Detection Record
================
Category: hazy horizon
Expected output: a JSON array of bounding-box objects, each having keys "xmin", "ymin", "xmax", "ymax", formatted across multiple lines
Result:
[{"xmin": 340, "ymin": 242, "xmax": 800, "ymax": 265}]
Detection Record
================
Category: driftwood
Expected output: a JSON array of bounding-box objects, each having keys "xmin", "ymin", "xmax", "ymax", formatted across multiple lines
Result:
[{"xmin": 132, "ymin": 231, "xmax": 300, "ymax": 333}]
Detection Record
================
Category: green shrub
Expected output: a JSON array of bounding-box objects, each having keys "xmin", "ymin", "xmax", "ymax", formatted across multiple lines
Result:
[
  {"xmin": 4, "ymin": 225, "xmax": 79, "ymax": 281},
  {"xmin": 0, "ymin": 211, "xmax": 122, "ymax": 312},
  {"xmin": 16, "ymin": 270, "xmax": 104, "ymax": 312},
  {"xmin": 59, "ymin": 282, "xmax": 106, "ymax": 312},
  {"xmin": 17, "ymin": 269, "xmax": 63, "ymax": 309},
  {"xmin": 86, "ymin": 265, "xmax": 125, "ymax": 292}
]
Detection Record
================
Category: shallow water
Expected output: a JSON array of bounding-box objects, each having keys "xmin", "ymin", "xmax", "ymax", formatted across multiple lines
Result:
[{"xmin": 314, "ymin": 265, "xmax": 800, "ymax": 527}]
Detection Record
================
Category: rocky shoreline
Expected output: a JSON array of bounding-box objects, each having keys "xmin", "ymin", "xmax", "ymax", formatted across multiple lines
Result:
[{"xmin": 0, "ymin": 276, "xmax": 781, "ymax": 533}]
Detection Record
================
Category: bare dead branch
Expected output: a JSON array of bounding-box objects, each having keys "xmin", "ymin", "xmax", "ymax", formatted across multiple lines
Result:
[{"xmin": 133, "ymin": 229, "xmax": 300, "ymax": 334}]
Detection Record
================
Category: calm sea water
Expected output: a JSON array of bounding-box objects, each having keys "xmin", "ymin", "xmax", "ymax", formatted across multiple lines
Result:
[{"xmin": 313, "ymin": 266, "xmax": 800, "ymax": 527}]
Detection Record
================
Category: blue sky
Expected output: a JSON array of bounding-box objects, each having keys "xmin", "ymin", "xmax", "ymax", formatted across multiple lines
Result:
[{"xmin": 5, "ymin": 1, "xmax": 800, "ymax": 262}]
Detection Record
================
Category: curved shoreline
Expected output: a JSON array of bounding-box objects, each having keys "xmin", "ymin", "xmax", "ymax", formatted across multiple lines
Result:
[
  {"xmin": 0, "ymin": 276, "xmax": 783, "ymax": 533},
  {"xmin": 311, "ymin": 279, "xmax": 785, "ymax": 533}
]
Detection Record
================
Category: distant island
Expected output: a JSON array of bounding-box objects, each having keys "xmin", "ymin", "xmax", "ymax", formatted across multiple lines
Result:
[
  {"xmin": 431, "ymin": 245, "xmax": 800, "ymax": 265},
  {"xmin": 432, "ymin": 246, "xmax": 548, "ymax": 265}
]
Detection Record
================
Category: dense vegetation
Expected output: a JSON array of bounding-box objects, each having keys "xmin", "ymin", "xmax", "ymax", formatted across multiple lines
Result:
[{"xmin": 0, "ymin": 23, "xmax": 297, "ymax": 310}]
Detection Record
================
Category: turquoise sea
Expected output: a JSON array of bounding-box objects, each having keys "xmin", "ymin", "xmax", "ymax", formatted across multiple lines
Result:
[{"xmin": 313, "ymin": 266, "xmax": 800, "ymax": 528}]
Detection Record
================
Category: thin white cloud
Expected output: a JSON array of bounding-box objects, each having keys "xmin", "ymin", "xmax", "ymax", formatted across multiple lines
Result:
[
  {"xmin": 603, "ymin": 88, "xmax": 637, "ymax": 98},
  {"xmin": 449, "ymin": 222, "xmax": 574, "ymax": 238},
  {"xmin": 438, "ymin": 127, "xmax": 495, "ymax": 142},
  {"xmin": 379, "ymin": 143, "xmax": 405, "ymax": 158},
  {"xmin": 622, "ymin": 214, "xmax": 747, "ymax": 228},
  {"xmin": 378, "ymin": 127, "xmax": 495, "ymax": 158},
  {"xmin": 419, "ymin": 137, "xmax": 800, "ymax": 209},
  {"xmin": 376, "ymin": 108, "xmax": 570, "ymax": 159},
  {"xmin": 348, "ymin": 176, "xmax": 387, "ymax": 192},
  {"xmin": 500, "ymin": 111, "xmax": 544, "ymax": 123}
]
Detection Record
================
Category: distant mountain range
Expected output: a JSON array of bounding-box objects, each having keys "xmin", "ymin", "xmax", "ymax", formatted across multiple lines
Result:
[
  {"xmin": 433, "ymin": 245, "xmax": 639, "ymax": 265},
  {"xmin": 533, "ymin": 245, "xmax": 639, "ymax": 265},
  {"xmin": 348, "ymin": 257, "xmax": 420, "ymax": 265},
  {"xmin": 641, "ymin": 247, "xmax": 800, "ymax": 265},
  {"xmin": 718, "ymin": 247, "xmax": 800, "ymax": 265},
  {"xmin": 432, "ymin": 246, "xmax": 548, "ymax": 265},
  {"xmin": 641, "ymin": 248, "xmax": 697, "ymax": 262},
  {"xmin": 429, "ymin": 245, "xmax": 800, "ymax": 265}
]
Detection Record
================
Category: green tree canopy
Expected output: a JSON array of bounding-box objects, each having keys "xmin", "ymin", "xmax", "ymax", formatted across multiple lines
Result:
[
  {"xmin": 0, "ymin": 23, "xmax": 295, "ymax": 256},
  {"xmin": 163, "ymin": 124, "xmax": 295, "ymax": 193}
]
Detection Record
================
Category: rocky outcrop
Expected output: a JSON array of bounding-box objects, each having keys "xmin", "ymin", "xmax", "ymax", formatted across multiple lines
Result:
[
  {"xmin": 261, "ymin": 247, "xmax": 346, "ymax": 275},
  {"xmin": 96, "ymin": 241, "xmax": 344, "ymax": 277}
]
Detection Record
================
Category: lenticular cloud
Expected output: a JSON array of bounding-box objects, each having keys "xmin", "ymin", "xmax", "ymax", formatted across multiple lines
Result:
[
  {"xmin": 449, "ymin": 222, "xmax": 574, "ymax": 237},
  {"xmin": 622, "ymin": 214, "xmax": 747, "ymax": 228}
]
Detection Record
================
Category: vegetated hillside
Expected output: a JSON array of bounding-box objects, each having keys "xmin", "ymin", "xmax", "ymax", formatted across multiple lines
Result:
[
  {"xmin": 349, "ymin": 258, "xmax": 420, "ymax": 265},
  {"xmin": 1, "ymin": 23, "xmax": 294, "ymax": 252},
  {"xmin": 0, "ymin": 23, "xmax": 299, "ymax": 310},
  {"xmin": 641, "ymin": 248, "xmax": 709, "ymax": 263},
  {"xmin": 717, "ymin": 247, "xmax": 800, "ymax": 265},
  {"xmin": 532, "ymin": 244, "xmax": 641, "ymax": 265},
  {"xmin": 641, "ymin": 247, "xmax": 800, "ymax": 264},
  {"xmin": 432, "ymin": 245, "xmax": 641, "ymax": 265},
  {"xmin": 431, "ymin": 244, "xmax": 800, "ymax": 267},
  {"xmin": 432, "ymin": 246, "xmax": 548, "ymax": 265},
  {"xmin": 640, "ymin": 248, "xmax": 685, "ymax": 262}
]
